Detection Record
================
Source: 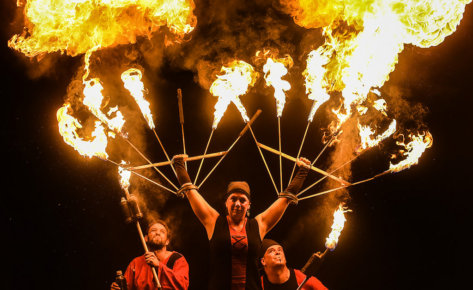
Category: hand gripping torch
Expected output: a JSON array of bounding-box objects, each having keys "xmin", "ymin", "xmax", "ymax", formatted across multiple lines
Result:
[
  {"xmin": 120, "ymin": 193, "xmax": 162, "ymax": 290},
  {"xmin": 296, "ymin": 248, "xmax": 329, "ymax": 290}
]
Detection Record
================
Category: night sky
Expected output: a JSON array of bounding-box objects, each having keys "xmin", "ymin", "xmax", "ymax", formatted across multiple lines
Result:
[{"xmin": 2, "ymin": 1, "xmax": 473, "ymax": 290}]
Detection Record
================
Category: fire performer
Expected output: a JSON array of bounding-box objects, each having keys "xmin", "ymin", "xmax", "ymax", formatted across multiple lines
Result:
[
  {"xmin": 259, "ymin": 239, "xmax": 327, "ymax": 290},
  {"xmin": 172, "ymin": 154, "xmax": 311, "ymax": 290},
  {"xmin": 111, "ymin": 219, "xmax": 189, "ymax": 290}
]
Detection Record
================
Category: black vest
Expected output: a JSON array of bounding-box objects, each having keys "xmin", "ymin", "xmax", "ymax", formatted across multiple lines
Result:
[
  {"xmin": 262, "ymin": 268, "xmax": 298, "ymax": 290},
  {"xmin": 208, "ymin": 215, "xmax": 263, "ymax": 290}
]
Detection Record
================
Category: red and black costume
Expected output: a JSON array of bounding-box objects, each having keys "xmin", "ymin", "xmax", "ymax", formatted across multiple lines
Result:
[
  {"xmin": 209, "ymin": 215, "xmax": 262, "ymax": 290},
  {"xmin": 124, "ymin": 251, "xmax": 189, "ymax": 290},
  {"xmin": 261, "ymin": 268, "xmax": 327, "ymax": 290}
]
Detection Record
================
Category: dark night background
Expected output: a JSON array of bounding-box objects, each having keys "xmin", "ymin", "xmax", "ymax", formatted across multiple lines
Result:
[{"xmin": 2, "ymin": 1, "xmax": 473, "ymax": 290}]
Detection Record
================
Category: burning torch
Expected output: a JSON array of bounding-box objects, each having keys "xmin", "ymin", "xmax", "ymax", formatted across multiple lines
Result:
[
  {"xmin": 118, "ymin": 164, "xmax": 162, "ymax": 290},
  {"xmin": 297, "ymin": 203, "xmax": 349, "ymax": 290}
]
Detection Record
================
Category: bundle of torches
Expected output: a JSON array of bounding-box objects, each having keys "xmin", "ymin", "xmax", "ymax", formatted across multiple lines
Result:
[{"xmin": 8, "ymin": 0, "xmax": 469, "ymax": 282}]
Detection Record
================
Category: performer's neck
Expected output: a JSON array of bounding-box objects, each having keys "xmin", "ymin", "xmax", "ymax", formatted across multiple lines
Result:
[{"xmin": 266, "ymin": 265, "xmax": 290, "ymax": 284}]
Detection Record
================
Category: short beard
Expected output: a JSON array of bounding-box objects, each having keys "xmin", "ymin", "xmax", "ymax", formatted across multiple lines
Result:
[{"xmin": 147, "ymin": 240, "xmax": 165, "ymax": 251}]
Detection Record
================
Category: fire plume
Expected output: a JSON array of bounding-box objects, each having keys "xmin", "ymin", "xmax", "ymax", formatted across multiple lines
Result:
[
  {"xmin": 57, "ymin": 103, "xmax": 108, "ymax": 159},
  {"xmin": 389, "ymin": 131, "xmax": 433, "ymax": 173},
  {"xmin": 209, "ymin": 60, "xmax": 258, "ymax": 129},
  {"xmin": 82, "ymin": 78, "xmax": 126, "ymax": 135},
  {"xmin": 304, "ymin": 42, "xmax": 334, "ymax": 122},
  {"xmin": 121, "ymin": 68, "xmax": 155, "ymax": 129},
  {"xmin": 358, "ymin": 119, "xmax": 397, "ymax": 151},
  {"xmin": 263, "ymin": 56, "xmax": 293, "ymax": 118},
  {"xmin": 325, "ymin": 203, "xmax": 350, "ymax": 251},
  {"xmin": 118, "ymin": 161, "xmax": 131, "ymax": 190},
  {"xmin": 8, "ymin": 0, "xmax": 197, "ymax": 57}
]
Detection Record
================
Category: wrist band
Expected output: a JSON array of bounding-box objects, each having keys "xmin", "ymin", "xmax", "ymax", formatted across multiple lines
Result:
[
  {"xmin": 279, "ymin": 191, "xmax": 298, "ymax": 205},
  {"xmin": 177, "ymin": 183, "xmax": 199, "ymax": 198}
]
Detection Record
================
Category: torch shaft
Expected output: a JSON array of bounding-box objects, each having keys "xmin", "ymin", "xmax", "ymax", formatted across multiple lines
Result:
[
  {"xmin": 298, "ymin": 175, "xmax": 377, "ymax": 201},
  {"xmin": 312, "ymin": 132, "xmax": 336, "ymax": 166},
  {"xmin": 123, "ymin": 138, "xmax": 179, "ymax": 191},
  {"xmin": 177, "ymin": 89, "xmax": 187, "ymax": 170},
  {"xmin": 136, "ymin": 221, "xmax": 162, "ymax": 289},
  {"xmin": 257, "ymin": 142, "xmax": 350, "ymax": 186},
  {"xmin": 194, "ymin": 129, "xmax": 214, "ymax": 184},
  {"xmin": 198, "ymin": 110, "xmax": 262, "ymax": 189},
  {"xmin": 288, "ymin": 121, "xmax": 311, "ymax": 187},
  {"xmin": 99, "ymin": 157, "xmax": 177, "ymax": 195},
  {"xmin": 128, "ymin": 151, "xmax": 227, "ymax": 170},
  {"xmin": 249, "ymin": 126, "xmax": 280, "ymax": 196},
  {"xmin": 153, "ymin": 129, "xmax": 178, "ymax": 178}
]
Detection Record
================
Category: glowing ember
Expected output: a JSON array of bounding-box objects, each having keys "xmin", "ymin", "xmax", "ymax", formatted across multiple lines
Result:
[
  {"xmin": 57, "ymin": 103, "xmax": 108, "ymax": 159},
  {"xmin": 358, "ymin": 119, "xmax": 397, "ymax": 151},
  {"xmin": 325, "ymin": 203, "xmax": 350, "ymax": 251},
  {"xmin": 8, "ymin": 0, "xmax": 197, "ymax": 57},
  {"xmin": 121, "ymin": 68, "xmax": 155, "ymax": 129},
  {"xmin": 263, "ymin": 56, "xmax": 292, "ymax": 117},
  {"xmin": 118, "ymin": 161, "xmax": 131, "ymax": 190},
  {"xmin": 304, "ymin": 42, "xmax": 334, "ymax": 122},
  {"xmin": 82, "ymin": 78, "xmax": 126, "ymax": 135},
  {"xmin": 209, "ymin": 60, "xmax": 258, "ymax": 129},
  {"xmin": 389, "ymin": 131, "xmax": 433, "ymax": 173}
]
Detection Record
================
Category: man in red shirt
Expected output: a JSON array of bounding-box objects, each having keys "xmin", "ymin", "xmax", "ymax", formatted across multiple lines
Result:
[
  {"xmin": 260, "ymin": 239, "xmax": 327, "ymax": 290},
  {"xmin": 111, "ymin": 219, "xmax": 189, "ymax": 290}
]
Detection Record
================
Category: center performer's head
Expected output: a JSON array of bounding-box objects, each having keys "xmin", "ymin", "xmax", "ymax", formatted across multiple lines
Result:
[{"xmin": 224, "ymin": 181, "xmax": 251, "ymax": 221}]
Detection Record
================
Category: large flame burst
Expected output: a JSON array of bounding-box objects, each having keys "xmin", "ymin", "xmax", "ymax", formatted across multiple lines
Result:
[
  {"xmin": 210, "ymin": 60, "xmax": 258, "ymax": 129},
  {"xmin": 8, "ymin": 0, "xmax": 197, "ymax": 57}
]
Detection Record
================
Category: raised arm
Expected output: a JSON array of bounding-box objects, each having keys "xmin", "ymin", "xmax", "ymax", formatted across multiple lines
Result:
[
  {"xmin": 255, "ymin": 157, "xmax": 310, "ymax": 239},
  {"xmin": 172, "ymin": 155, "xmax": 219, "ymax": 239}
]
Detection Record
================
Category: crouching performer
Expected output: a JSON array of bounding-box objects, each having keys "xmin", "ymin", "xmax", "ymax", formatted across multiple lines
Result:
[
  {"xmin": 172, "ymin": 154, "xmax": 311, "ymax": 290},
  {"xmin": 260, "ymin": 239, "xmax": 327, "ymax": 290},
  {"xmin": 111, "ymin": 219, "xmax": 189, "ymax": 290}
]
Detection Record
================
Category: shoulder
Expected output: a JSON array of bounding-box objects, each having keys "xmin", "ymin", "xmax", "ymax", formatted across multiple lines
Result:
[{"xmin": 293, "ymin": 269, "xmax": 306, "ymax": 284}]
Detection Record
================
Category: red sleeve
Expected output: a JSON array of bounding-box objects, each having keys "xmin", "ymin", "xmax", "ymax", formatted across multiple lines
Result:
[
  {"xmin": 158, "ymin": 255, "xmax": 190, "ymax": 290},
  {"xmin": 124, "ymin": 258, "xmax": 137, "ymax": 290},
  {"xmin": 294, "ymin": 269, "xmax": 328, "ymax": 290}
]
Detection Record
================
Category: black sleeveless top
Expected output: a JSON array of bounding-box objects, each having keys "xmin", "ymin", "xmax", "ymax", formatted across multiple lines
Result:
[
  {"xmin": 208, "ymin": 215, "xmax": 262, "ymax": 290},
  {"xmin": 262, "ymin": 268, "xmax": 298, "ymax": 290}
]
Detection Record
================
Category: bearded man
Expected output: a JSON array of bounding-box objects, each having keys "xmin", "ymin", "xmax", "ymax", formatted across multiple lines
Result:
[{"xmin": 111, "ymin": 219, "xmax": 189, "ymax": 290}]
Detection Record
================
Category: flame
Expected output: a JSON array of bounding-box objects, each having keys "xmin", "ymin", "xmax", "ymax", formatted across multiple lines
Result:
[
  {"xmin": 209, "ymin": 60, "xmax": 258, "ymax": 129},
  {"xmin": 57, "ymin": 103, "xmax": 108, "ymax": 159},
  {"xmin": 118, "ymin": 161, "xmax": 131, "ymax": 190},
  {"xmin": 358, "ymin": 119, "xmax": 397, "ymax": 151},
  {"xmin": 281, "ymin": 0, "xmax": 470, "ymax": 132},
  {"xmin": 304, "ymin": 41, "xmax": 335, "ymax": 122},
  {"xmin": 263, "ymin": 56, "xmax": 292, "ymax": 118},
  {"xmin": 389, "ymin": 131, "xmax": 433, "ymax": 173},
  {"xmin": 82, "ymin": 78, "xmax": 126, "ymax": 135},
  {"xmin": 8, "ymin": 0, "xmax": 197, "ymax": 57},
  {"xmin": 121, "ymin": 68, "xmax": 155, "ymax": 129},
  {"xmin": 325, "ymin": 203, "xmax": 350, "ymax": 251}
]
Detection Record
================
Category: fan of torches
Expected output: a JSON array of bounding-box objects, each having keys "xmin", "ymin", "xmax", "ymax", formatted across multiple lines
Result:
[{"xmin": 9, "ymin": 0, "xmax": 469, "ymax": 271}]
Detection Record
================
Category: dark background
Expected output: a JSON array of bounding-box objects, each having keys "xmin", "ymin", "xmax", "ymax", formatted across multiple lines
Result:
[{"xmin": 2, "ymin": 1, "xmax": 473, "ymax": 289}]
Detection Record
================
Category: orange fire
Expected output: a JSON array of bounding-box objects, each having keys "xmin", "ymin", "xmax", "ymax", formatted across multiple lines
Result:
[
  {"xmin": 262, "ymin": 55, "xmax": 293, "ymax": 117},
  {"xmin": 304, "ymin": 39, "xmax": 335, "ymax": 122},
  {"xmin": 358, "ymin": 119, "xmax": 397, "ymax": 151},
  {"xmin": 8, "ymin": 0, "xmax": 197, "ymax": 57},
  {"xmin": 209, "ymin": 60, "xmax": 258, "ymax": 129},
  {"xmin": 57, "ymin": 103, "xmax": 109, "ymax": 159},
  {"xmin": 325, "ymin": 203, "xmax": 350, "ymax": 251},
  {"xmin": 389, "ymin": 131, "xmax": 433, "ymax": 173},
  {"xmin": 118, "ymin": 161, "xmax": 132, "ymax": 190},
  {"xmin": 82, "ymin": 78, "xmax": 126, "ymax": 136},
  {"xmin": 121, "ymin": 68, "xmax": 155, "ymax": 129}
]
